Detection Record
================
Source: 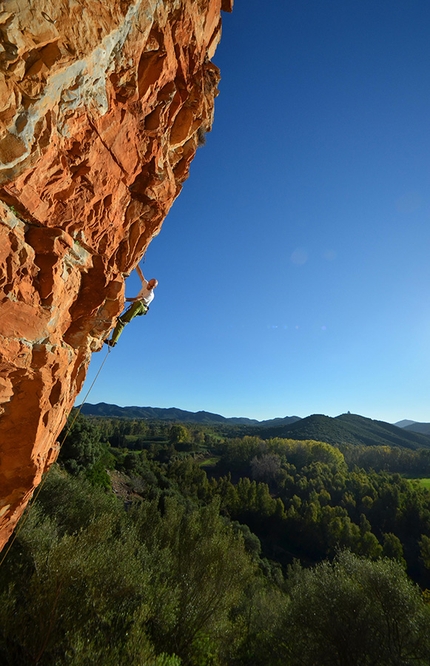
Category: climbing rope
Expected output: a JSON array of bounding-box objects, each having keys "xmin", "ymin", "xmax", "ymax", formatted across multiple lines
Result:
[{"xmin": 0, "ymin": 346, "xmax": 111, "ymax": 569}]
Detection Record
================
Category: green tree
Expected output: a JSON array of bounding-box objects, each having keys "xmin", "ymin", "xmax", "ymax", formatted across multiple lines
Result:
[
  {"xmin": 279, "ymin": 551, "xmax": 430, "ymax": 666},
  {"xmin": 382, "ymin": 532, "xmax": 406, "ymax": 568},
  {"xmin": 58, "ymin": 412, "xmax": 106, "ymax": 475},
  {"xmin": 168, "ymin": 424, "xmax": 190, "ymax": 446},
  {"xmin": 419, "ymin": 534, "xmax": 430, "ymax": 570},
  {"xmin": 0, "ymin": 500, "xmax": 158, "ymax": 664},
  {"xmin": 131, "ymin": 498, "xmax": 255, "ymax": 664}
]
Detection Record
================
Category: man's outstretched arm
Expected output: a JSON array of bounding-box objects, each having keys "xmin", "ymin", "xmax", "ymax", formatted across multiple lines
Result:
[
  {"xmin": 125, "ymin": 265, "xmax": 146, "ymax": 301},
  {"xmin": 136, "ymin": 264, "xmax": 145, "ymax": 285}
]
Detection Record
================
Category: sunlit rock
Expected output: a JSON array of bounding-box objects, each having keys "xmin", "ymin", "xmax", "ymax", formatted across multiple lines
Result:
[{"xmin": 0, "ymin": 0, "xmax": 232, "ymax": 550}]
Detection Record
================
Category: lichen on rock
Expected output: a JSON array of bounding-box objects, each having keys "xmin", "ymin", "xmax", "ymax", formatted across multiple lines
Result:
[{"xmin": 0, "ymin": 0, "xmax": 232, "ymax": 551}]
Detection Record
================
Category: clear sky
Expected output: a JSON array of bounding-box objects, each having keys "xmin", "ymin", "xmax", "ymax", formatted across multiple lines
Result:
[{"xmin": 78, "ymin": 0, "xmax": 430, "ymax": 424}]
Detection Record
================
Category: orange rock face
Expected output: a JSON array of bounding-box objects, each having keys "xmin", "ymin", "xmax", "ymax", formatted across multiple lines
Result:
[{"xmin": 0, "ymin": 0, "xmax": 233, "ymax": 550}]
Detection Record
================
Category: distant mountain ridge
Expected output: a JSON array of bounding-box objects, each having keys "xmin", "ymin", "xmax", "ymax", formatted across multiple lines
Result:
[
  {"xmin": 404, "ymin": 422, "xmax": 430, "ymax": 436},
  {"xmin": 78, "ymin": 403, "xmax": 430, "ymax": 450},
  {"xmin": 395, "ymin": 419, "xmax": 417, "ymax": 428},
  {"xmin": 257, "ymin": 413, "xmax": 430, "ymax": 450},
  {"xmin": 395, "ymin": 420, "xmax": 430, "ymax": 435},
  {"xmin": 79, "ymin": 402, "xmax": 301, "ymax": 426}
]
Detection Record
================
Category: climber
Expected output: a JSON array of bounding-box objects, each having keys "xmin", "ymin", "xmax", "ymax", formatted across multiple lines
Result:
[{"xmin": 105, "ymin": 265, "xmax": 158, "ymax": 347}]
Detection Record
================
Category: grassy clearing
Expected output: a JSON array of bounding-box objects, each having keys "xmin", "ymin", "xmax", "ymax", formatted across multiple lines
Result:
[
  {"xmin": 405, "ymin": 477, "xmax": 430, "ymax": 489},
  {"xmin": 199, "ymin": 456, "xmax": 220, "ymax": 468}
]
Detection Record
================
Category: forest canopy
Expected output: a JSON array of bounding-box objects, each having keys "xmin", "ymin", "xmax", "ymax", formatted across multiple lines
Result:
[{"xmin": 2, "ymin": 413, "xmax": 430, "ymax": 665}]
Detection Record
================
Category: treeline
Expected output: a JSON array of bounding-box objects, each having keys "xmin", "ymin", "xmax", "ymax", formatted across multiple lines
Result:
[
  {"xmin": 2, "ymin": 415, "xmax": 430, "ymax": 664},
  {"xmin": 81, "ymin": 415, "xmax": 430, "ymax": 475}
]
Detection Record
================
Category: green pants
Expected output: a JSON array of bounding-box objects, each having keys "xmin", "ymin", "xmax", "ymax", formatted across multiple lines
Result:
[{"xmin": 110, "ymin": 301, "xmax": 148, "ymax": 344}]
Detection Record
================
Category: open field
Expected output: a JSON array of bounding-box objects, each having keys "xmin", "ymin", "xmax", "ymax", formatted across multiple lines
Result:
[
  {"xmin": 199, "ymin": 456, "xmax": 220, "ymax": 468},
  {"xmin": 405, "ymin": 477, "xmax": 430, "ymax": 489},
  {"xmin": 416, "ymin": 478, "xmax": 430, "ymax": 489}
]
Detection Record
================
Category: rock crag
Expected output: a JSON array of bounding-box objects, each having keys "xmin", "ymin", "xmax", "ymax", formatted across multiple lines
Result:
[{"xmin": 0, "ymin": 0, "xmax": 233, "ymax": 550}]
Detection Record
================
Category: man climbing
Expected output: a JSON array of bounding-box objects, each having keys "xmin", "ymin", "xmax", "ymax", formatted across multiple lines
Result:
[{"xmin": 105, "ymin": 265, "xmax": 158, "ymax": 347}]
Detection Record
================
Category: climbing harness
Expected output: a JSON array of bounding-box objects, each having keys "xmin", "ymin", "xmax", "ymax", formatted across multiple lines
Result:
[{"xmin": 0, "ymin": 346, "xmax": 112, "ymax": 569}]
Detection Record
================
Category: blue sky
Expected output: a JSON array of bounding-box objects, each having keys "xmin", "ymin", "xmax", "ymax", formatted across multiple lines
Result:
[{"xmin": 78, "ymin": 0, "xmax": 430, "ymax": 423}]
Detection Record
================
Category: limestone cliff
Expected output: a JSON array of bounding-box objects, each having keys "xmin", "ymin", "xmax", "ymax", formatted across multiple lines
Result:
[{"xmin": 0, "ymin": 0, "xmax": 233, "ymax": 550}]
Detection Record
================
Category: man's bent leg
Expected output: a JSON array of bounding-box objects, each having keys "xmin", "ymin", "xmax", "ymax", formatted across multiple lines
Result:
[
  {"xmin": 110, "ymin": 319, "xmax": 125, "ymax": 345},
  {"xmin": 121, "ymin": 301, "xmax": 146, "ymax": 322},
  {"xmin": 108, "ymin": 302, "xmax": 146, "ymax": 346}
]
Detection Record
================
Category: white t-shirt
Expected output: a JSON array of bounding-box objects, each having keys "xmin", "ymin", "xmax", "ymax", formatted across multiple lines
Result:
[{"xmin": 136, "ymin": 280, "xmax": 155, "ymax": 306}]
